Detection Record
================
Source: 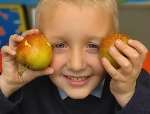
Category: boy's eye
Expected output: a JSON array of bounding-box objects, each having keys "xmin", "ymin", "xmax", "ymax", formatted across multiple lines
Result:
[
  {"xmin": 53, "ymin": 42, "xmax": 67, "ymax": 48},
  {"xmin": 86, "ymin": 43, "xmax": 99, "ymax": 54},
  {"xmin": 87, "ymin": 43, "xmax": 99, "ymax": 49}
]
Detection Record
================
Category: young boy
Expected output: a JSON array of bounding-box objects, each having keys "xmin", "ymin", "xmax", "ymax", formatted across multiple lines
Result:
[{"xmin": 0, "ymin": 0, "xmax": 150, "ymax": 114}]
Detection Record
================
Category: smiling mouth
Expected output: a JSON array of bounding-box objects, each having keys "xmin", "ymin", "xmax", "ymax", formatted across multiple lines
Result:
[
  {"xmin": 63, "ymin": 75, "xmax": 91, "ymax": 81},
  {"xmin": 63, "ymin": 75, "xmax": 91, "ymax": 87}
]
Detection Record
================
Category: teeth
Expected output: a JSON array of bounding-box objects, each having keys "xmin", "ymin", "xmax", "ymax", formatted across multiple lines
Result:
[{"xmin": 64, "ymin": 75, "xmax": 89, "ymax": 81}]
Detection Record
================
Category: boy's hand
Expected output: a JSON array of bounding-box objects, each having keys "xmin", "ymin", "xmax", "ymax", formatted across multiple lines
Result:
[
  {"xmin": 0, "ymin": 29, "xmax": 54, "ymax": 97},
  {"xmin": 101, "ymin": 39, "xmax": 148, "ymax": 107}
]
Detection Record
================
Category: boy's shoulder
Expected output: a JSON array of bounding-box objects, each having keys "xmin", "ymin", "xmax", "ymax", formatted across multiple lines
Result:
[
  {"xmin": 22, "ymin": 76, "xmax": 58, "ymax": 97},
  {"xmin": 137, "ymin": 69, "xmax": 150, "ymax": 87},
  {"xmin": 25, "ymin": 76, "xmax": 54, "ymax": 88},
  {"xmin": 116, "ymin": 70, "xmax": 150, "ymax": 114}
]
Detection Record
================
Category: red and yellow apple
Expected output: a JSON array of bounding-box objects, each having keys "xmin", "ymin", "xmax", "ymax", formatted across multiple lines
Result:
[
  {"xmin": 16, "ymin": 32, "xmax": 52, "ymax": 70},
  {"xmin": 99, "ymin": 33, "xmax": 129, "ymax": 68}
]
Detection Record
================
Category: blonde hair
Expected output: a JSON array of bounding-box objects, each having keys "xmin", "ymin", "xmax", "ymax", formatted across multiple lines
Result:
[{"xmin": 35, "ymin": 0, "xmax": 119, "ymax": 31}]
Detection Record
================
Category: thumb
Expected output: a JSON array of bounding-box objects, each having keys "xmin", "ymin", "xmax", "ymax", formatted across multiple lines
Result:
[
  {"xmin": 22, "ymin": 66, "xmax": 54, "ymax": 83},
  {"xmin": 32, "ymin": 67, "xmax": 54, "ymax": 78}
]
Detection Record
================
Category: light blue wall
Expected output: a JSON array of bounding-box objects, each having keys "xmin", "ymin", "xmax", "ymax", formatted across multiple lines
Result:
[{"xmin": 0, "ymin": 0, "xmax": 39, "ymax": 6}]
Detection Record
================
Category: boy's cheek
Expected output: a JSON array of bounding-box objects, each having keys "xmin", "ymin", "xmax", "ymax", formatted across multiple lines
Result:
[
  {"xmin": 51, "ymin": 54, "xmax": 68, "ymax": 71},
  {"xmin": 85, "ymin": 54, "xmax": 105, "ymax": 74}
]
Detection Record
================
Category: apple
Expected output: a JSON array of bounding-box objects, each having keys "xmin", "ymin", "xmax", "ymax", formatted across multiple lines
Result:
[
  {"xmin": 99, "ymin": 33, "xmax": 129, "ymax": 68},
  {"xmin": 16, "ymin": 32, "xmax": 52, "ymax": 70}
]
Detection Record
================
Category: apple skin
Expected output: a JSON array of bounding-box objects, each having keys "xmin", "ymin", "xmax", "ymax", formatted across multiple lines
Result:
[
  {"xmin": 16, "ymin": 32, "xmax": 52, "ymax": 70},
  {"xmin": 99, "ymin": 33, "xmax": 129, "ymax": 68}
]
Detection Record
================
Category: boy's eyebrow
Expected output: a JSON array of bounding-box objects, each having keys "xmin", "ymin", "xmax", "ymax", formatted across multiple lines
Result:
[
  {"xmin": 48, "ymin": 35, "xmax": 67, "ymax": 43},
  {"xmin": 49, "ymin": 34, "xmax": 106, "ymax": 43}
]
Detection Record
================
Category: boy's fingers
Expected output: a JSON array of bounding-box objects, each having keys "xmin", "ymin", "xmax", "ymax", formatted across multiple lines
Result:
[
  {"xmin": 115, "ymin": 40, "xmax": 140, "ymax": 69},
  {"xmin": 9, "ymin": 34, "xmax": 18, "ymax": 48},
  {"xmin": 18, "ymin": 67, "xmax": 54, "ymax": 83},
  {"xmin": 109, "ymin": 46, "xmax": 132, "ymax": 72},
  {"xmin": 128, "ymin": 40, "xmax": 148, "ymax": 59},
  {"xmin": 11, "ymin": 35, "xmax": 24, "ymax": 42},
  {"xmin": 9, "ymin": 34, "xmax": 24, "ymax": 48},
  {"xmin": 38, "ymin": 67, "xmax": 54, "ymax": 77},
  {"xmin": 30, "ymin": 67, "xmax": 54, "ymax": 78},
  {"xmin": 101, "ymin": 57, "xmax": 125, "ymax": 82},
  {"xmin": 1, "ymin": 46, "xmax": 16, "ymax": 56},
  {"xmin": 22, "ymin": 29, "xmax": 39, "ymax": 37},
  {"xmin": 115, "ymin": 40, "xmax": 139, "ymax": 61}
]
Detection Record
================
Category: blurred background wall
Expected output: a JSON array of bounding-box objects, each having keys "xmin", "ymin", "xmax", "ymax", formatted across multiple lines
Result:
[
  {"xmin": 0, "ymin": 0, "xmax": 150, "ymax": 49},
  {"xmin": 119, "ymin": 3, "xmax": 150, "ymax": 49}
]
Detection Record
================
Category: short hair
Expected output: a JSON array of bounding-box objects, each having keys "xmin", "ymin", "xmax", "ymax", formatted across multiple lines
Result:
[{"xmin": 35, "ymin": 0, "xmax": 119, "ymax": 31}]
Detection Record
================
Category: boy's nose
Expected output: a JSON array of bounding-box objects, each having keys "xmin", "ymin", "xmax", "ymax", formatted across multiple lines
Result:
[{"xmin": 67, "ymin": 48, "xmax": 85, "ymax": 71}]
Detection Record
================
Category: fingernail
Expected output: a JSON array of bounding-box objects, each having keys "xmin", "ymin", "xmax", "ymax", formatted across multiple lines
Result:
[
  {"xmin": 110, "ymin": 46, "xmax": 115, "ymax": 51},
  {"xmin": 102, "ymin": 57, "xmax": 107, "ymax": 62},
  {"xmin": 12, "ymin": 51, "xmax": 16, "ymax": 55},
  {"xmin": 115, "ymin": 39, "xmax": 122, "ymax": 45},
  {"xmin": 34, "ymin": 29, "xmax": 39, "ymax": 32},
  {"xmin": 10, "ymin": 34, "xmax": 16, "ymax": 38},
  {"xmin": 18, "ymin": 36, "xmax": 23, "ymax": 39},
  {"xmin": 48, "ymin": 68, "xmax": 54, "ymax": 73},
  {"xmin": 128, "ymin": 39, "xmax": 133, "ymax": 44},
  {"xmin": 51, "ymin": 69, "xmax": 54, "ymax": 73}
]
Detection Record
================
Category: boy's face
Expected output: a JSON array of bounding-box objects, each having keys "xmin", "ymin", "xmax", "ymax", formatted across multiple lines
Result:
[{"xmin": 40, "ymin": 2, "xmax": 114, "ymax": 99}]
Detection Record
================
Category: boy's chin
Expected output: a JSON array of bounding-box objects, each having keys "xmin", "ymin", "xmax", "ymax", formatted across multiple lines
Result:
[{"xmin": 68, "ymin": 93, "xmax": 89, "ymax": 100}]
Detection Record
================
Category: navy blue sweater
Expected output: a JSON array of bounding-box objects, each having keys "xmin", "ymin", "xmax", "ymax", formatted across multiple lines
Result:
[{"xmin": 0, "ymin": 70, "xmax": 150, "ymax": 114}]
